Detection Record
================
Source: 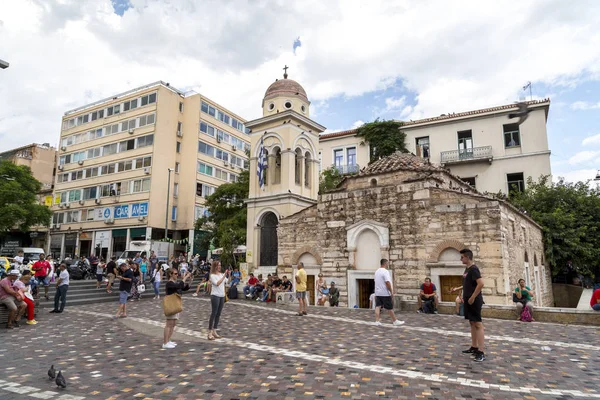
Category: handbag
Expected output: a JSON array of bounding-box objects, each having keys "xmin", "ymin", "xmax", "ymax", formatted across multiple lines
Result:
[
  {"xmin": 163, "ymin": 293, "xmax": 183, "ymax": 316},
  {"xmin": 512, "ymin": 292, "xmax": 527, "ymax": 304},
  {"xmin": 138, "ymin": 284, "xmax": 146, "ymax": 293}
]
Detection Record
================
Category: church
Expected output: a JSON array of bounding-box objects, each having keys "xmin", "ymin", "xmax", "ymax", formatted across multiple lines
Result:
[{"xmin": 245, "ymin": 71, "xmax": 553, "ymax": 309}]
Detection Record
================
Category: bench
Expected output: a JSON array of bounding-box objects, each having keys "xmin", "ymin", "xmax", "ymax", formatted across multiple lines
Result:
[{"xmin": 0, "ymin": 304, "xmax": 9, "ymax": 325}]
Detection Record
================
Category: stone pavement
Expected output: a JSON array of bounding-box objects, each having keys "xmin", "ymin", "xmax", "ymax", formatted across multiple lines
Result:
[{"xmin": 1, "ymin": 295, "xmax": 599, "ymax": 400}]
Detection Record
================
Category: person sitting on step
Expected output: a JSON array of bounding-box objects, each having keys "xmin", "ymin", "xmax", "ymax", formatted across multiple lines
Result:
[{"xmin": 417, "ymin": 278, "xmax": 438, "ymax": 314}]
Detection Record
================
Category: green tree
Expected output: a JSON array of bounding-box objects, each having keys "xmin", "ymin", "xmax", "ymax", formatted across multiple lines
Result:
[
  {"xmin": 319, "ymin": 165, "xmax": 344, "ymax": 193},
  {"xmin": 194, "ymin": 169, "xmax": 249, "ymax": 267},
  {"xmin": 0, "ymin": 160, "xmax": 53, "ymax": 234},
  {"xmin": 508, "ymin": 175, "xmax": 600, "ymax": 277},
  {"xmin": 356, "ymin": 119, "xmax": 408, "ymax": 163}
]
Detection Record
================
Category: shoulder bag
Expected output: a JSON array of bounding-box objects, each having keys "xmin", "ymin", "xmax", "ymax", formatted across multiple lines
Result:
[{"xmin": 163, "ymin": 293, "xmax": 183, "ymax": 316}]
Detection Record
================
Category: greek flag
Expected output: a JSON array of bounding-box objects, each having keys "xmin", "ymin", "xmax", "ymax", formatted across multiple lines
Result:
[{"xmin": 257, "ymin": 137, "xmax": 268, "ymax": 190}]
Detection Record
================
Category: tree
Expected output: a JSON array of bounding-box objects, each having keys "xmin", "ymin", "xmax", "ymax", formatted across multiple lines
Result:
[
  {"xmin": 508, "ymin": 175, "xmax": 600, "ymax": 278},
  {"xmin": 0, "ymin": 160, "xmax": 53, "ymax": 234},
  {"xmin": 356, "ymin": 119, "xmax": 408, "ymax": 163},
  {"xmin": 194, "ymin": 169, "xmax": 249, "ymax": 267},
  {"xmin": 319, "ymin": 165, "xmax": 344, "ymax": 193}
]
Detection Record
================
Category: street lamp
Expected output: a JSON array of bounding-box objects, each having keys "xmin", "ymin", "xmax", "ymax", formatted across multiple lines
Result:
[
  {"xmin": 0, "ymin": 59, "xmax": 9, "ymax": 69},
  {"xmin": 165, "ymin": 168, "xmax": 174, "ymax": 240}
]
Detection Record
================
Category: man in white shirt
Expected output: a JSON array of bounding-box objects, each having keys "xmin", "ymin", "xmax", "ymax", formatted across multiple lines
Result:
[
  {"xmin": 50, "ymin": 264, "xmax": 69, "ymax": 314},
  {"xmin": 374, "ymin": 259, "xmax": 404, "ymax": 326},
  {"xmin": 13, "ymin": 250, "xmax": 24, "ymax": 267}
]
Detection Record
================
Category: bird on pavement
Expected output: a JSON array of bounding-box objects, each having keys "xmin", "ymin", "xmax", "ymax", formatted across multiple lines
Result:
[
  {"xmin": 55, "ymin": 371, "xmax": 67, "ymax": 389},
  {"xmin": 48, "ymin": 365, "xmax": 56, "ymax": 380},
  {"xmin": 508, "ymin": 102, "xmax": 531, "ymax": 125}
]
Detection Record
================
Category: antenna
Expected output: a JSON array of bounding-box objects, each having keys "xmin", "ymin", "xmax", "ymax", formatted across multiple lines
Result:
[{"xmin": 522, "ymin": 81, "xmax": 532, "ymax": 101}]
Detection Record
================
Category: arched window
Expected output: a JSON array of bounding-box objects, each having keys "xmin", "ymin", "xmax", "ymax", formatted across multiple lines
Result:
[
  {"xmin": 304, "ymin": 151, "xmax": 311, "ymax": 187},
  {"xmin": 295, "ymin": 148, "xmax": 302, "ymax": 185},
  {"xmin": 259, "ymin": 212, "xmax": 278, "ymax": 266},
  {"xmin": 262, "ymin": 149, "xmax": 269, "ymax": 187},
  {"xmin": 273, "ymin": 147, "xmax": 281, "ymax": 184}
]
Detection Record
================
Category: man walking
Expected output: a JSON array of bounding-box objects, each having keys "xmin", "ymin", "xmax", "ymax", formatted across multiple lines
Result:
[
  {"xmin": 105, "ymin": 256, "xmax": 117, "ymax": 293},
  {"xmin": 374, "ymin": 259, "xmax": 404, "ymax": 326},
  {"xmin": 31, "ymin": 253, "xmax": 51, "ymax": 300},
  {"xmin": 50, "ymin": 264, "xmax": 69, "ymax": 314},
  {"xmin": 460, "ymin": 248, "xmax": 486, "ymax": 362},
  {"xmin": 114, "ymin": 263, "xmax": 133, "ymax": 319},
  {"xmin": 295, "ymin": 262, "xmax": 308, "ymax": 316}
]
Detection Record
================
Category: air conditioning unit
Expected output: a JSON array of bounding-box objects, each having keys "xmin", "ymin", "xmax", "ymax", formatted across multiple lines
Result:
[
  {"xmin": 104, "ymin": 218, "xmax": 114, "ymax": 224},
  {"xmin": 78, "ymin": 160, "xmax": 84, "ymax": 165},
  {"xmin": 128, "ymin": 129, "xmax": 134, "ymax": 134},
  {"xmin": 177, "ymin": 131, "xmax": 183, "ymax": 137},
  {"xmin": 94, "ymin": 198, "xmax": 101, "ymax": 204},
  {"xmin": 60, "ymin": 146, "xmax": 67, "ymax": 151},
  {"xmin": 55, "ymin": 224, "xmax": 61, "ymax": 229},
  {"xmin": 216, "ymin": 137, "xmax": 222, "ymax": 143},
  {"xmin": 58, "ymin": 165, "xmax": 64, "ymax": 171},
  {"xmin": 65, "ymin": 203, "xmax": 71, "ymax": 209},
  {"xmin": 144, "ymin": 167, "xmax": 151, "ymax": 174},
  {"xmin": 223, "ymin": 160, "xmax": 228, "ymax": 166},
  {"xmin": 232, "ymin": 145, "xmax": 237, "ymax": 151},
  {"xmin": 78, "ymin": 200, "xmax": 85, "ymax": 205},
  {"xmin": 58, "ymin": 203, "xmax": 65, "ymax": 209},
  {"xmin": 137, "ymin": 216, "xmax": 145, "ymax": 221}
]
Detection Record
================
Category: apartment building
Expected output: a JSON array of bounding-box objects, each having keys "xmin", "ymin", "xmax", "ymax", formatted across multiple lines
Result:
[
  {"xmin": 50, "ymin": 81, "xmax": 249, "ymax": 260},
  {"xmin": 0, "ymin": 143, "xmax": 56, "ymax": 253},
  {"xmin": 319, "ymin": 99, "xmax": 552, "ymax": 195}
]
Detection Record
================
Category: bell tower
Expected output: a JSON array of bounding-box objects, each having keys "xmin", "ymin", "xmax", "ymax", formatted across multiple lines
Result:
[{"xmin": 245, "ymin": 68, "xmax": 326, "ymax": 271}]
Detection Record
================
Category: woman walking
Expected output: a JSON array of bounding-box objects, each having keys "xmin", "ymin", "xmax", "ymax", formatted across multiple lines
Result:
[
  {"xmin": 208, "ymin": 261, "xmax": 229, "ymax": 340},
  {"xmin": 129, "ymin": 263, "xmax": 143, "ymax": 301},
  {"xmin": 140, "ymin": 256, "xmax": 148, "ymax": 282},
  {"xmin": 152, "ymin": 264, "xmax": 163, "ymax": 300},
  {"xmin": 95, "ymin": 258, "xmax": 105, "ymax": 289},
  {"xmin": 162, "ymin": 269, "xmax": 192, "ymax": 349},
  {"xmin": 316, "ymin": 273, "xmax": 329, "ymax": 306}
]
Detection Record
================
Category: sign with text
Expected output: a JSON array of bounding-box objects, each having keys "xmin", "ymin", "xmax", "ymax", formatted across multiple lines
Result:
[
  {"xmin": 98, "ymin": 207, "xmax": 114, "ymax": 220},
  {"xmin": 114, "ymin": 205, "xmax": 129, "ymax": 219},
  {"xmin": 130, "ymin": 202, "xmax": 149, "ymax": 218}
]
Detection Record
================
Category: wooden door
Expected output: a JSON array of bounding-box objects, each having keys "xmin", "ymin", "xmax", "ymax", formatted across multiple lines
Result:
[
  {"xmin": 440, "ymin": 275, "xmax": 463, "ymax": 302},
  {"xmin": 307, "ymin": 275, "xmax": 315, "ymax": 306},
  {"xmin": 357, "ymin": 279, "xmax": 375, "ymax": 308}
]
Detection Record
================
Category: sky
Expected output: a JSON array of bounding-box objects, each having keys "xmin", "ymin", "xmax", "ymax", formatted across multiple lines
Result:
[{"xmin": 1, "ymin": 0, "xmax": 599, "ymax": 183}]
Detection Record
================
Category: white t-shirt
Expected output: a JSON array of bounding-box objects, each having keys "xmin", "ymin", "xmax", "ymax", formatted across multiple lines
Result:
[
  {"xmin": 153, "ymin": 269, "xmax": 161, "ymax": 283},
  {"xmin": 374, "ymin": 267, "xmax": 392, "ymax": 297},
  {"xmin": 59, "ymin": 270, "xmax": 69, "ymax": 286},
  {"xmin": 209, "ymin": 273, "xmax": 228, "ymax": 297},
  {"xmin": 369, "ymin": 293, "xmax": 376, "ymax": 309},
  {"xmin": 14, "ymin": 256, "xmax": 24, "ymax": 265}
]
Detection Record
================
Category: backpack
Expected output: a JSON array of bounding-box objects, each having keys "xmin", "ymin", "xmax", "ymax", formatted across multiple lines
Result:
[
  {"xmin": 422, "ymin": 299, "xmax": 434, "ymax": 314},
  {"xmin": 228, "ymin": 285, "xmax": 238, "ymax": 299},
  {"xmin": 520, "ymin": 305, "xmax": 533, "ymax": 322}
]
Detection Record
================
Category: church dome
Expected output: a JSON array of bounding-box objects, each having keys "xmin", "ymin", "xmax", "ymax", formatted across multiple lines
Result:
[{"xmin": 264, "ymin": 78, "xmax": 308, "ymax": 102}]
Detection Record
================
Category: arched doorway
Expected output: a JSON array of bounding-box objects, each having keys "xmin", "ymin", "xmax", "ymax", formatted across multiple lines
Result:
[{"xmin": 260, "ymin": 212, "xmax": 278, "ymax": 266}]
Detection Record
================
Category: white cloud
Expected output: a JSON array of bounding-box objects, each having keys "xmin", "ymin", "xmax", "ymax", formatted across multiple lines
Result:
[
  {"xmin": 582, "ymin": 134, "xmax": 600, "ymax": 146},
  {"xmin": 351, "ymin": 120, "xmax": 365, "ymax": 129},
  {"xmin": 568, "ymin": 150, "xmax": 600, "ymax": 165},
  {"xmin": 553, "ymin": 169, "xmax": 599, "ymax": 184},
  {"xmin": 1, "ymin": 0, "xmax": 600, "ymax": 151},
  {"xmin": 571, "ymin": 101, "xmax": 600, "ymax": 110}
]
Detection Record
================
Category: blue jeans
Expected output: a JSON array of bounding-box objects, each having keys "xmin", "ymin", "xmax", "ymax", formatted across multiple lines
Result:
[
  {"xmin": 592, "ymin": 304, "xmax": 600, "ymax": 311},
  {"xmin": 153, "ymin": 281, "xmax": 160, "ymax": 296},
  {"xmin": 142, "ymin": 272, "xmax": 147, "ymax": 282},
  {"xmin": 54, "ymin": 285, "xmax": 68, "ymax": 312}
]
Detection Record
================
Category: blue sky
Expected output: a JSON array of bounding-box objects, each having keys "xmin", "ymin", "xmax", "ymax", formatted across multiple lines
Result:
[{"xmin": 1, "ymin": 0, "xmax": 599, "ymax": 183}]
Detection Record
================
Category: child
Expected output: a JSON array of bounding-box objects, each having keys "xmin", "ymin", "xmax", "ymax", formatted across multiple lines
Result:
[{"xmin": 14, "ymin": 270, "xmax": 37, "ymax": 325}]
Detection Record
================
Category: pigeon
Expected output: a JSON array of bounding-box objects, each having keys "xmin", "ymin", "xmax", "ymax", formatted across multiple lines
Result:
[
  {"xmin": 508, "ymin": 102, "xmax": 531, "ymax": 125},
  {"xmin": 55, "ymin": 370, "xmax": 67, "ymax": 389},
  {"xmin": 48, "ymin": 365, "xmax": 56, "ymax": 380}
]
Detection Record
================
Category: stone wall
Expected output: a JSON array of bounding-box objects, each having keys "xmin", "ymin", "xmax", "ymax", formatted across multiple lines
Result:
[{"xmin": 278, "ymin": 170, "xmax": 549, "ymax": 308}]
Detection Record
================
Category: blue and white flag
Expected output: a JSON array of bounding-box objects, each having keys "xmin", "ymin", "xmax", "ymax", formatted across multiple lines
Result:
[{"xmin": 257, "ymin": 137, "xmax": 268, "ymax": 190}]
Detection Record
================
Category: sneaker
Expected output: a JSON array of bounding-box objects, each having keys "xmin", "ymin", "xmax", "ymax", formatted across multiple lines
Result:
[
  {"xmin": 162, "ymin": 343, "xmax": 176, "ymax": 349},
  {"xmin": 26, "ymin": 320, "xmax": 38, "ymax": 325},
  {"xmin": 302, "ymin": 311, "xmax": 307, "ymax": 315},
  {"xmin": 374, "ymin": 321, "xmax": 382, "ymax": 326},
  {"xmin": 392, "ymin": 320, "xmax": 405, "ymax": 326},
  {"xmin": 474, "ymin": 352, "xmax": 486, "ymax": 362},
  {"xmin": 167, "ymin": 341, "xmax": 177, "ymax": 346},
  {"xmin": 192, "ymin": 293, "xmax": 198, "ymax": 297},
  {"xmin": 246, "ymin": 294, "xmax": 252, "ymax": 298},
  {"xmin": 49, "ymin": 310, "xmax": 58, "ymax": 313},
  {"xmin": 417, "ymin": 308, "xmax": 423, "ymax": 313},
  {"xmin": 462, "ymin": 347, "xmax": 478, "ymax": 354},
  {"xmin": 433, "ymin": 310, "xmax": 438, "ymax": 314}
]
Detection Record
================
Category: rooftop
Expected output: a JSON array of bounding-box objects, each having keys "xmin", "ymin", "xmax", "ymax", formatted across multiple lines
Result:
[{"xmin": 359, "ymin": 151, "xmax": 445, "ymax": 176}]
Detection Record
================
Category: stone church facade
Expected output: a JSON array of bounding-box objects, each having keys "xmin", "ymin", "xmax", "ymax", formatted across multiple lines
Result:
[
  {"xmin": 245, "ymin": 71, "xmax": 553, "ymax": 308},
  {"xmin": 277, "ymin": 153, "xmax": 554, "ymax": 308}
]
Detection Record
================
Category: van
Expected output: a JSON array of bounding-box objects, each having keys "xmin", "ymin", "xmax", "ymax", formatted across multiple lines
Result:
[{"xmin": 16, "ymin": 247, "xmax": 46, "ymax": 263}]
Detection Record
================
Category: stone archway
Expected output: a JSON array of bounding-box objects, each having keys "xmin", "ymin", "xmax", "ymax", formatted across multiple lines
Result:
[{"xmin": 259, "ymin": 212, "xmax": 278, "ymax": 267}]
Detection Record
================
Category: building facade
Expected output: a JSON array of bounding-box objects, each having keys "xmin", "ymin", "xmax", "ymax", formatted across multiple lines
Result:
[
  {"xmin": 49, "ymin": 81, "xmax": 249, "ymax": 260},
  {"xmin": 0, "ymin": 143, "xmax": 56, "ymax": 253},
  {"xmin": 320, "ymin": 99, "xmax": 552, "ymax": 195}
]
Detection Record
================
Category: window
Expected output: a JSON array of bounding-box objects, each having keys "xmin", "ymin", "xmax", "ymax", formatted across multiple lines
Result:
[
  {"xmin": 119, "ymin": 139, "xmax": 135, "ymax": 152},
  {"xmin": 68, "ymin": 189, "xmax": 81, "ymax": 202},
  {"xmin": 137, "ymin": 134, "xmax": 154, "ymax": 148},
  {"xmin": 216, "ymin": 149, "xmax": 229, "ymax": 162},
  {"xmin": 177, "ymin": 122, "xmax": 182, "ymax": 135},
  {"xmin": 416, "ymin": 136, "xmax": 430, "ymax": 158},
  {"xmin": 284, "ymin": 101, "xmax": 292, "ymax": 109},
  {"xmin": 86, "ymin": 208, "xmax": 95, "ymax": 221},
  {"xmin": 504, "ymin": 123, "xmax": 521, "ymax": 148},
  {"xmin": 507, "ymin": 172, "xmax": 525, "ymax": 194},
  {"xmin": 176, "ymin": 141, "xmax": 181, "ymax": 153},
  {"xmin": 65, "ymin": 210, "xmax": 80, "ymax": 223},
  {"xmin": 83, "ymin": 187, "xmax": 97, "ymax": 200},
  {"xmin": 141, "ymin": 92, "xmax": 157, "ymax": 106},
  {"xmin": 304, "ymin": 152, "xmax": 311, "ymax": 187},
  {"xmin": 131, "ymin": 178, "xmax": 151, "ymax": 193},
  {"xmin": 201, "ymin": 102, "xmax": 209, "ymax": 113},
  {"xmin": 196, "ymin": 183, "xmax": 215, "ymax": 197},
  {"xmin": 173, "ymin": 183, "xmax": 179, "ymax": 197},
  {"xmin": 171, "ymin": 206, "xmax": 177, "ymax": 221},
  {"xmin": 179, "ymin": 102, "xmax": 184, "ymax": 112},
  {"xmin": 208, "ymin": 106, "xmax": 216, "ymax": 117},
  {"xmin": 103, "ymin": 143, "xmax": 118, "ymax": 156},
  {"xmin": 347, "ymin": 147, "xmax": 357, "ymax": 165},
  {"xmin": 273, "ymin": 148, "xmax": 281, "ymax": 184},
  {"xmin": 457, "ymin": 130, "xmax": 473, "ymax": 158},
  {"xmin": 198, "ymin": 141, "xmax": 215, "ymax": 156},
  {"xmin": 230, "ymin": 173, "xmax": 238, "ymax": 182},
  {"xmin": 334, "ymin": 149, "xmax": 344, "ymax": 167},
  {"xmin": 215, "ymin": 168, "xmax": 228, "ymax": 180},
  {"xmin": 295, "ymin": 148, "xmax": 302, "ymax": 184},
  {"xmin": 175, "ymin": 162, "xmax": 180, "ymax": 173},
  {"xmin": 461, "ymin": 177, "xmax": 476, "ymax": 188},
  {"xmin": 197, "ymin": 162, "xmax": 213, "ymax": 176}
]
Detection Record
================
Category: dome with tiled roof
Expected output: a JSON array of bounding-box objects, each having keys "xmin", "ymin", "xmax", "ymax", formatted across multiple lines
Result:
[
  {"xmin": 360, "ymin": 151, "xmax": 444, "ymax": 176},
  {"xmin": 264, "ymin": 78, "xmax": 308, "ymax": 102}
]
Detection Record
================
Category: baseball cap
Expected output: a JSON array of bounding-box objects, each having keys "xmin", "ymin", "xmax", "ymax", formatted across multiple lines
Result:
[
  {"xmin": 330, "ymin": 281, "xmax": 335, "ymax": 285},
  {"xmin": 8, "ymin": 270, "xmax": 20, "ymax": 276}
]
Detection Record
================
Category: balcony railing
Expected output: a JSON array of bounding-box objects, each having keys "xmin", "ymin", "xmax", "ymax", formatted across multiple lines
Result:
[
  {"xmin": 335, "ymin": 164, "xmax": 360, "ymax": 175},
  {"xmin": 440, "ymin": 146, "xmax": 493, "ymax": 165}
]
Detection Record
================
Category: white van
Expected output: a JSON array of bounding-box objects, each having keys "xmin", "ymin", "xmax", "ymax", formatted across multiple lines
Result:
[{"xmin": 16, "ymin": 247, "xmax": 46, "ymax": 263}]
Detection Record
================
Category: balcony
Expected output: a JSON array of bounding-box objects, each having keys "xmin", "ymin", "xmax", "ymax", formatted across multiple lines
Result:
[
  {"xmin": 335, "ymin": 164, "xmax": 360, "ymax": 175},
  {"xmin": 440, "ymin": 146, "xmax": 493, "ymax": 166}
]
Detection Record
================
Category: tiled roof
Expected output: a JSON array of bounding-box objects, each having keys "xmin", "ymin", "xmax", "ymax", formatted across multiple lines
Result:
[
  {"xmin": 264, "ymin": 78, "xmax": 308, "ymax": 102},
  {"xmin": 360, "ymin": 152, "xmax": 445, "ymax": 176},
  {"xmin": 320, "ymin": 98, "xmax": 550, "ymax": 140}
]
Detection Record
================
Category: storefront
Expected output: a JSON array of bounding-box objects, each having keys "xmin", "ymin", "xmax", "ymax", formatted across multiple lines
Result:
[
  {"xmin": 112, "ymin": 229, "xmax": 127, "ymax": 257},
  {"xmin": 79, "ymin": 232, "xmax": 93, "ymax": 257},
  {"xmin": 94, "ymin": 230, "xmax": 111, "ymax": 260}
]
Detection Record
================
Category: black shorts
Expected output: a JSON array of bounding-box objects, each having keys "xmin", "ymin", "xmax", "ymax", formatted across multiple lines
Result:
[
  {"xmin": 375, "ymin": 296, "xmax": 393, "ymax": 310},
  {"xmin": 464, "ymin": 297, "xmax": 483, "ymax": 322},
  {"xmin": 96, "ymin": 274, "xmax": 104, "ymax": 282}
]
